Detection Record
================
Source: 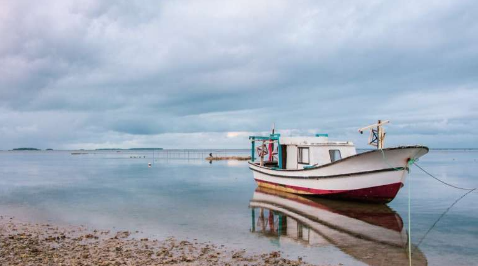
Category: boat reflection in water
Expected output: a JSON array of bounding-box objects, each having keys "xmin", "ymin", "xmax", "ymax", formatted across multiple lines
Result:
[{"xmin": 249, "ymin": 187, "xmax": 427, "ymax": 266}]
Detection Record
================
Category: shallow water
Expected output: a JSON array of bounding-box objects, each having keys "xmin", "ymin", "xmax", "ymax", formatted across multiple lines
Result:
[{"xmin": 0, "ymin": 150, "xmax": 477, "ymax": 265}]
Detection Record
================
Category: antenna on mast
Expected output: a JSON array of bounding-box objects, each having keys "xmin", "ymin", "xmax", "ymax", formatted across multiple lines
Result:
[{"xmin": 358, "ymin": 120, "xmax": 390, "ymax": 149}]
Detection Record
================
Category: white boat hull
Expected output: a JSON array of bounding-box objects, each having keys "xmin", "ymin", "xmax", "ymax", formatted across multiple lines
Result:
[{"xmin": 249, "ymin": 146, "xmax": 428, "ymax": 203}]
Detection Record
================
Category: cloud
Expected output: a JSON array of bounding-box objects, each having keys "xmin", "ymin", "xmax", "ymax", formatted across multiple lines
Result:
[{"xmin": 0, "ymin": 0, "xmax": 477, "ymax": 149}]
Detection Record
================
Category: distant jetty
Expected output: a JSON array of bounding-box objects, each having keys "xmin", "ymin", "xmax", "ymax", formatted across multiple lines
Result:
[{"xmin": 205, "ymin": 156, "xmax": 251, "ymax": 161}]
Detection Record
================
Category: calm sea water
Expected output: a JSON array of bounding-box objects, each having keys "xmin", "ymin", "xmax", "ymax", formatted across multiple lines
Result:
[{"xmin": 0, "ymin": 150, "xmax": 477, "ymax": 265}]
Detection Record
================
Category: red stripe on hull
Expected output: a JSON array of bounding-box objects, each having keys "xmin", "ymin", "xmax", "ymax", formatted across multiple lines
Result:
[{"xmin": 255, "ymin": 179, "xmax": 403, "ymax": 203}]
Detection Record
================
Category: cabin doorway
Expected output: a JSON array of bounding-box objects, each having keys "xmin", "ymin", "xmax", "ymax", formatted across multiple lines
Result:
[{"xmin": 281, "ymin": 145, "xmax": 287, "ymax": 169}]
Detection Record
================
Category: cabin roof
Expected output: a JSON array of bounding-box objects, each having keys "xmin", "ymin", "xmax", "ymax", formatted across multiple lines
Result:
[
  {"xmin": 248, "ymin": 134, "xmax": 354, "ymax": 146},
  {"xmin": 280, "ymin": 136, "xmax": 354, "ymax": 146}
]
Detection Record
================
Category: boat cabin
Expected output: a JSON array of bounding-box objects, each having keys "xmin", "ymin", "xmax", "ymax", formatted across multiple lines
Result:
[{"xmin": 249, "ymin": 134, "xmax": 356, "ymax": 170}]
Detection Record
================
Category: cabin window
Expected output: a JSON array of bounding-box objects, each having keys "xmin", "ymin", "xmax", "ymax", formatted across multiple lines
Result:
[
  {"xmin": 298, "ymin": 147, "xmax": 309, "ymax": 164},
  {"xmin": 329, "ymin": 150, "xmax": 342, "ymax": 162}
]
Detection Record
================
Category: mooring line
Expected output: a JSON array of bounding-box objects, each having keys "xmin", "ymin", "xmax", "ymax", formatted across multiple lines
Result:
[
  {"xmin": 413, "ymin": 188, "xmax": 476, "ymax": 251},
  {"xmin": 407, "ymin": 161, "xmax": 477, "ymax": 259},
  {"xmin": 379, "ymin": 149, "xmax": 477, "ymax": 265},
  {"xmin": 414, "ymin": 163, "xmax": 477, "ymax": 191},
  {"xmin": 408, "ymin": 167, "xmax": 412, "ymax": 266},
  {"xmin": 379, "ymin": 148, "xmax": 476, "ymax": 191}
]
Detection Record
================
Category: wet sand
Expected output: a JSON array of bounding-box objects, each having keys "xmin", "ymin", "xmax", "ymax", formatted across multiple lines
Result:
[{"xmin": 0, "ymin": 216, "xmax": 318, "ymax": 266}]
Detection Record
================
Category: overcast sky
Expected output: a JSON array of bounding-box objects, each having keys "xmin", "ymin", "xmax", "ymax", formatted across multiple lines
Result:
[{"xmin": 1, "ymin": 0, "xmax": 477, "ymax": 149}]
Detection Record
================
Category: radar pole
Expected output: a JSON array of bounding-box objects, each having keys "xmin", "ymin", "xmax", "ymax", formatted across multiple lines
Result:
[{"xmin": 358, "ymin": 120, "xmax": 390, "ymax": 149}]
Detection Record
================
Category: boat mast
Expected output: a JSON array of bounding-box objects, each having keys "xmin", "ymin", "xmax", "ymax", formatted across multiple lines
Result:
[
  {"xmin": 358, "ymin": 120, "xmax": 389, "ymax": 149},
  {"xmin": 377, "ymin": 120, "xmax": 384, "ymax": 149}
]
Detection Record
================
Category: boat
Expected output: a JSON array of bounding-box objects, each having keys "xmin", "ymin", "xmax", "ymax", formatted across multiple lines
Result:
[
  {"xmin": 249, "ymin": 187, "xmax": 428, "ymax": 265},
  {"xmin": 248, "ymin": 120, "xmax": 428, "ymax": 203}
]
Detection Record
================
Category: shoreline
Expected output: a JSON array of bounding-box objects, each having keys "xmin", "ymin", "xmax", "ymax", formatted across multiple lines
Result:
[{"xmin": 0, "ymin": 216, "xmax": 315, "ymax": 266}]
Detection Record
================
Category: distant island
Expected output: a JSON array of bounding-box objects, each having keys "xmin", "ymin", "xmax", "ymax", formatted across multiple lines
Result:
[
  {"xmin": 12, "ymin": 148, "xmax": 41, "ymax": 151},
  {"xmin": 129, "ymin": 148, "xmax": 163, "ymax": 150}
]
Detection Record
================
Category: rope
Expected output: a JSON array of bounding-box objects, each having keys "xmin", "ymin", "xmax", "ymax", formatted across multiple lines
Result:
[
  {"xmin": 379, "ymin": 148, "xmax": 476, "ymax": 191},
  {"xmin": 413, "ymin": 163, "xmax": 477, "ymax": 191},
  {"xmin": 378, "ymin": 148, "xmax": 415, "ymax": 265},
  {"xmin": 414, "ymin": 188, "xmax": 476, "ymax": 250},
  {"xmin": 408, "ymin": 167, "xmax": 412, "ymax": 266},
  {"xmin": 378, "ymin": 148, "xmax": 478, "ymax": 266},
  {"xmin": 409, "ymin": 161, "xmax": 477, "ymax": 254}
]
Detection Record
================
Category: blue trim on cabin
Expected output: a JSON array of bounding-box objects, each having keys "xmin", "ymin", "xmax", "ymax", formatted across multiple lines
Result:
[
  {"xmin": 251, "ymin": 141, "xmax": 255, "ymax": 161},
  {"xmin": 303, "ymin": 165, "xmax": 318, "ymax": 169},
  {"xmin": 269, "ymin": 133, "xmax": 281, "ymax": 140},
  {"xmin": 249, "ymin": 136, "xmax": 269, "ymax": 140},
  {"xmin": 249, "ymin": 134, "xmax": 280, "ymax": 141}
]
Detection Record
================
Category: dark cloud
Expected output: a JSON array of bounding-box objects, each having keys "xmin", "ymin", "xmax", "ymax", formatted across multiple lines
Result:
[{"xmin": 0, "ymin": 0, "xmax": 477, "ymax": 149}]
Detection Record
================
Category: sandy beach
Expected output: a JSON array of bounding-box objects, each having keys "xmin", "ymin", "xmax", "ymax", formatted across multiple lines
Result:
[{"xmin": 0, "ymin": 216, "xmax": 317, "ymax": 266}]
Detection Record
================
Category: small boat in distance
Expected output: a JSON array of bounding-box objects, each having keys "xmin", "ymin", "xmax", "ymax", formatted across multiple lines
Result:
[{"xmin": 248, "ymin": 120, "xmax": 428, "ymax": 203}]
